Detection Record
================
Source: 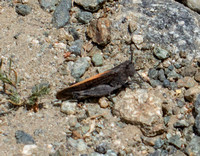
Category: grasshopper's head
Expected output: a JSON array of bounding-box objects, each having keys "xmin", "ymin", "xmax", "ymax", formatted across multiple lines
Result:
[{"xmin": 126, "ymin": 61, "xmax": 136, "ymax": 77}]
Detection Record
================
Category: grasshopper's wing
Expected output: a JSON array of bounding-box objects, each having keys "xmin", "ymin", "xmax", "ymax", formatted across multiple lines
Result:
[{"xmin": 56, "ymin": 70, "xmax": 117, "ymax": 100}]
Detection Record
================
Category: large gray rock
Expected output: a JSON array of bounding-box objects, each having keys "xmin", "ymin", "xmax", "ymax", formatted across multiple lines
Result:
[{"xmin": 112, "ymin": 0, "xmax": 200, "ymax": 58}]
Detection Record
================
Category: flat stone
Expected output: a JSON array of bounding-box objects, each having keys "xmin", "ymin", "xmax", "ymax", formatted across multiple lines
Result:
[
  {"xmin": 132, "ymin": 34, "xmax": 144, "ymax": 44},
  {"xmin": 184, "ymin": 85, "xmax": 200, "ymax": 102},
  {"xmin": 153, "ymin": 47, "xmax": 170, "ymax": 60},
  {"xmin": 77, "ymin": 11, "xmax": 93, "ymax": 24},
  {"xmin": 15, "ymin": 130, "xmax": 35, "ymax": 145},
  {"xmin": 52, "ymin": 0, "xmax": 71, "ymax": 28},
  {"xmin": 92, "ymin": 53, "xmax": 103, "ymax": 66},
  {"xmin": 68, "ymin": 40, "xmax": 83, "ymax": 56},
  {"xmin": 15, "ymin": 4, "xmax": 32, "ymax": 16},
  {"xmin": 87, "ymin": 18, "xmax": 111, "ymax": 46},
  {"xmin": 71, "ymin": 57, "xmax": 90, "ymax": 78},
  {"xmin": 113, "ymin": 88, "xmax": 165, "ymax": 137},
  {"xmin": 168, "ymin": 135, "xmax": 183, "ymax": 149},
  {"xmin": 173, "ymin": 120, "xmax": 189, "ymax": 129},
  {"xmin": 75, "ymin": 0, "xmax": 106, "ymax": 12},
  {"xmin": 22, "ymin": 145, "xmax": 37, "ymax": 155},
  {"xmin": 177, "ymin": 76, "xmax": 198, "ymax": 88}
]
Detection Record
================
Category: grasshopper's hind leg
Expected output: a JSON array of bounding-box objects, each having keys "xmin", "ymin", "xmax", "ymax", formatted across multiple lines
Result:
[{"xmin": 73, "ymin": 84, "xmax": 122, "ymax": 99}]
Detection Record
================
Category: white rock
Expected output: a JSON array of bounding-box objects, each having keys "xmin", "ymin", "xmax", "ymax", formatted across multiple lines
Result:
[
  {"xmin": 186, "ymin": 0, "xmax": 200, "ymax": 12},
  {"xmin": 22, "ymin": 145, "xmax": 37, "ymax": 155},
  {"xmin": 132, "ymin": 34, "xmax": 144, "ymax": 44},
  {"xmin": 61, "ymin": 101, "xmax": 77, "ymax": 115}
]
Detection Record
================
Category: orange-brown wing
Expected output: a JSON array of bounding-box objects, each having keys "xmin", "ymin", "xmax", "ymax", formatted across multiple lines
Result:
[{"xmin": 56, "ymin": 70, "xmax": 116, "ymax": 100}]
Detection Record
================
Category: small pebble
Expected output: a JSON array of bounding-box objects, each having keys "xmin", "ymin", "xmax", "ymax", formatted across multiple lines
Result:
[
  {"xmin": 154, "ymin": 138, "xmax": 164, "ymax": 149},
  {"xmin": 132, "ymin": 35, "xmax": 144, "ymax": 44},
  {"xmin": 173, "ymin": 120, "xmax": 189, "ymax": 129},
  {"xmin": 168, "ymin": 135, "xmax": 182, "ymax": 149},
  {"xmin": 68, "ymin": 116, "xmax": 78, "ymax": 127},
  {"xmin": 92, "ymin": 53, "xmax": 103, "ymax": 66},
  {"xmin": 74, "ymin": 0, "xmax": 106, "ymax": 12},
  {"xmin": 158, "ymin": 69, "xmax": 166, "ymax": 82},
  {"xmin": 168, "ymin": 65, "xmax": 174, "ymax": 71},
  {"xmin": 15, "ymin": 4, "xmax": 32, "ymax": 16},
  {"xmin": 98, "ymin": 97, "xmax": 109, "ymax": 108},
  {"xmin": 148, "ymin": 68, "xmax": 158, "ymax": 79},
  {"xmin": 61, "ymin": 101, "xmax": 77, "ymax": 115},
  {"xmin": 39, "ymin": 0, "xmax": 58, "ymax": 12},
  {"xmin": 153, "ymin": 47, "xmax": 170, "ymax": 60},
  {"xmin": 150, "ymin": 79, "xmax": 162, "ymax": 88},
  {"xmin": 163, "ymin": 79, "xmax": 170, "ymax": 88},
  {"xmin": 174, "ymin": 63, "xmax": 182, "ymax": 69},
  {"xmin": 68, "ymin": 40, "xmax": 82, "ymax": 56},
  {"xmin": 95, "ymin": 143, "xmax": 107, "ymax": 154},
  {"xmin": 77, "ymin": 11, "xmax": 93, "ymax": 24},
  {"xmin": 22, "ymin": 144, "xmax": 37, "ymax": 155},
  {"xmin": 166, "ymin": 70, "xmax": 180, "ymax": 80},
  {"xmin": 15, "ymin": 130, "xmax": 35, "ymax": 145},
  {"xmin": 71, "ymin": 57, "xmax": 90, "ymax": 78},
  {"xmin": 176, "ymin": 99, "xmax": 185, "ymax": 108}
]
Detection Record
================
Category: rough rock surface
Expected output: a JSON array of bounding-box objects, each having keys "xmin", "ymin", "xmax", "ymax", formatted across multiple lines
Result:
[
  {"xmin": 87, "ymin": 18, "xmax": 111, "ymax": 46},
  {"xmin": 113, "ymin": 88, "xmax": 165, "ymax": 137}
]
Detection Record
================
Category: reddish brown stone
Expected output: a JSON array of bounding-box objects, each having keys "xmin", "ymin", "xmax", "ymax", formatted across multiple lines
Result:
[{"xmin": 87, "ymin": 18, "xmax": 111, "ymax": 46}]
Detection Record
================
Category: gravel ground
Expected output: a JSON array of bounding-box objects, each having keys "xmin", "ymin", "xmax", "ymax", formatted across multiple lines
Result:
[{"xmin": 0, "ymin": 0, "xmax": 200, "ymax": 155}]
